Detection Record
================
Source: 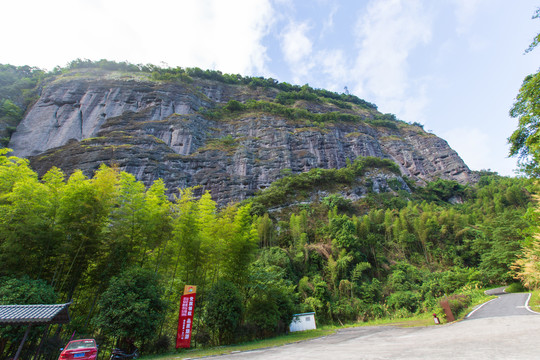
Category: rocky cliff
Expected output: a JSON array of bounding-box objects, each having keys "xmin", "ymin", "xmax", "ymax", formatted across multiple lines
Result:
[{"xmin": 8, "ymin": 68, "xmax": 475, "ymax": 204}]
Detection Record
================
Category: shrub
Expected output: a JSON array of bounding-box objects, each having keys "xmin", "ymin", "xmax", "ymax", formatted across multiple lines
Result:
[
  {"xmin": 386, "ymin": 291, "xmax": 422, "ymax": 314},
  {"xmin": 144, "ymin": 335, "xmax": 171, "ymax": 354},
  {"xmin": 245, "ymin": 292, "xmax": 281, "ymax": 337},
  {"xmin": 387, "ymin": 262, "xmax": 424, "ymax": 292},
  {"xmin": 439, "ymin": 294, "xmax": 471, "ymax": 320},
  {"xmin": 323, "ymin": 194, "xmax": 353, "ymax": 212},
  {"xmin": 224, "ymin": 100, "xmax": 245, "ymax": 112},
  {"xmin": 357, "ymin": 302, "xmax": 387, "ymax": 321}
]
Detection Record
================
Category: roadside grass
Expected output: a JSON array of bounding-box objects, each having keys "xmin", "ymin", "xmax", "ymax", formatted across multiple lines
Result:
[
  {"xmin": 529, "ymin": 289, "xmax": 540, "ymax": 313},
  {"xmin": 142, "ymin": 328, "xmax": 335, "ymax": 360},
  {"xmin": 505, "ymin": 282, "xmax": 527, "ymax": 293},
  {"xmin": 454, "ymin": 287, "xmax": 498, "ymax": 321},
  {"xmin": 142, "ymin": 288, "xmax": 500, "ymax": 360},
  {"xmin": 355, "ymin": 314, "xmax": 435, "ymax": 328},
  {"xmin": 142, "ymin": 316, "xmax": 436, "ymax": 360}
]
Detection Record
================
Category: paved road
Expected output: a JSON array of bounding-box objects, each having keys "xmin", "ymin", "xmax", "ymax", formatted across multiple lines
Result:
[
  {"xmin": 208, "ymin": 289, "xmax": 539, "ymax": 360},
  {"xmin": 466, "ymin": 286, "xmax": 537, "ymax": 319}
]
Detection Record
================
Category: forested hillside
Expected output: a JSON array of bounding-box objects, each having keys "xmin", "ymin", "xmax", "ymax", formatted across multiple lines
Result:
[{"xmin": 0, "ymin": 148, "xmax": 535, "ymax": 358}]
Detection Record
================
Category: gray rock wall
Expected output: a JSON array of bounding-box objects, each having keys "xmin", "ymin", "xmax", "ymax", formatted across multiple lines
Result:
[
  {"xmin": 9, "ymin": 79, "xmax": 207, "ymax": 157},
  {"xmin": 10, "ymin": 71, "xmax": 475, "ymax": 204}
]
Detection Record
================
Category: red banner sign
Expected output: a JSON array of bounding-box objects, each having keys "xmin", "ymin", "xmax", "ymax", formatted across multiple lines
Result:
[{"xmin": 176, "ymin": 293, "xmax": 196, "ymax": 348}]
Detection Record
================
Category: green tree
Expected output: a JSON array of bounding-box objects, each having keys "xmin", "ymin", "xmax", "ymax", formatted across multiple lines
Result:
[
  {"xmin": 222, "ymin": 203, "xmax": 259, "ymax": 286},
  {"xmin": 93, "ymin": 267, "xmax": 166, "ymax": 345},
  {"xmin": 0, "ymin": 175, "xmax": 58, "ymax": 278},
  {"xmin": 257, "ymin": 213, "xmax": 276, "ymax": 248},
  {"xmin": 0, "ymin": 277, "xmax": 57, "ymax": 357},
  {"xmin": 512, "ymin": 196, "xmax": 540, "ymax": 289},
  {"xmin": 244, "ymin": 249, "xmax": 296, "ymax": 338},
  {"xmin": 144, "ymin": 179, "xmax": 173, "ymax": 272},
  {"xmin": 245, "ymin": 285, "xmax": 295, "ymax": 338},
  {"xmin": 56, "ymin": 170, "xmax": 109, "ymax": 298},
  {"xmin": 203, "ymin": 279, "xmax": 243, "ymax": 345},
  {"xmin": 477, "ymin": 210, "xmax": 527, "ymax": 283},
  {"xmin": 101, "ymin": 172, "xmax": 147, "ymax": 275},
  {"xmin": 509, "ymin": 71, "xmax": 540, "ymax": 176},
  {"xmin": 509, "ymin": 8, "xmax": 540, "ymax": 175}
]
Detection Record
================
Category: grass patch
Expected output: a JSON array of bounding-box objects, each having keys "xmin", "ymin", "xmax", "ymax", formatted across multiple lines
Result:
[
  {"xmin": 505, "ymin": 282, "xmax": 527, "ymax": 293},
  {"xmin": 354, "ymin": 313, "xmax": 436, "ymax": 328},
  {"xmin": 459, "ymin": 287, "xmax": 497, "ymax": 318},
  {"xmin": 529, "ymin": 289, "xmax": 540, "ymax": 313},
  {"xmin": 142, "ymin": 329, "xmax": 335, "ymax": 360},
  {"xmin": 197, "ymin": 135, "xmax": 239, "ymax": 154},
  {"xmin": 379, "ymin": 135, "xmax": 402, "ymax": 141},
  {"xmin": 430, "ymin": 287, "xmax": 497, "ymax": 322}
]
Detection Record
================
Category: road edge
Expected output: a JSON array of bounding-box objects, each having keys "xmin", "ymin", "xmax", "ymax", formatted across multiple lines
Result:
[
  {"xmin": 525, "ymin": 293, "xmax": 540, "ymax": 315},
  {"xmin": 465, "ymin": 297, "xmax": 498, "ymax": 319}
]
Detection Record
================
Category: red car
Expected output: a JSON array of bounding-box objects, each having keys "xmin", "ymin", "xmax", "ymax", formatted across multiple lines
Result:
[{"xmin": 59, "ymin": 339, "xmax": 98, "ymax": 360}]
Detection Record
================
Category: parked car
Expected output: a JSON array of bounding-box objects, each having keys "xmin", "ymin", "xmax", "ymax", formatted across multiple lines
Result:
[{"xmin": 59, "ymin": 339, "xmax": 98, "ymax": 360}]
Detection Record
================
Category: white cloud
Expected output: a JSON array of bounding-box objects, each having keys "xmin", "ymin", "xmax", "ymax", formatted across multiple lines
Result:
[
  {"xmin": 318, "ymin": 49, "xmax": 349, "ymax": 91},
  {"xmin": 281, "ymin": 21, "xmax": 314, "ymax": 82},
  {"xmin": 1, "ymin": 0, "xmax": 275, "ymax": 76},
  {"xmin": 321, "ymin": 3, "xmax": 338, "ymax": 37},
  {"xmin": 350, "ymin": 0, "xmax": 433, "ymax": 122}
]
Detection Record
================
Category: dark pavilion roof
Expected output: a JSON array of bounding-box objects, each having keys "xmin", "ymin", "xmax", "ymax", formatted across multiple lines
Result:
[{"xmin": 0, "ymin": 303, "xmax": 71, "ymax": 325}]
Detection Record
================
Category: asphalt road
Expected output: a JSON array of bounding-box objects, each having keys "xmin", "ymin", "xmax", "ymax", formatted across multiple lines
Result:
[
  {"xmin": 466, "ymin": 286, "xmax": 537, "ymax": 319},
  {"xmin": 209, "ymin": 289, "xmax": 540, "ymax": 360}
]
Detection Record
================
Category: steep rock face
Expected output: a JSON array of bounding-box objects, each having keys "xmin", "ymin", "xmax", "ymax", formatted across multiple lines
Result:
[
  {"xmin": 380, "ymin": 130, "xmax": 472, "ymax": 184},
  {"xmin": 10, "ymin": 69, "xmax": 278, "ymax": 158},
  {"xmin": 11, "ymin": 70, "xmax": 475, "ymax": 205},
  {"xmin": 10, "ymin": 78, "xmax": 207, "ymax": 157}
]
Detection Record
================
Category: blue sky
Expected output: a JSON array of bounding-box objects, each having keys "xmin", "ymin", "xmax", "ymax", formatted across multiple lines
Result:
[{"xmin": 2, "ymin": 0, "xmax": 539, "ymax": 175}]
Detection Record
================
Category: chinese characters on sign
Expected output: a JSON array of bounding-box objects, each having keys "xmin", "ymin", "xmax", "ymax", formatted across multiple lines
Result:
[{"xmin": 176, "ymin": 285, "xmax": 197, "ymax": 348}]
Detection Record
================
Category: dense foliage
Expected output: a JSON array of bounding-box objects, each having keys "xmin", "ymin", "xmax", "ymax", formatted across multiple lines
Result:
[
  {"xmin": 0, "ymin": 145, "xmax": 536, "ymax": 359},
  {"xmin": 0, "ymin": 150, "xmax": 261, "ymax": 357},
  {"xmin": 512, "ymin": 195, "xmax": 540, "ymax": 289},
  {"xmin": 509, "ymin": 8, "xmax": 540, "ymax": 176},
  {"xmin": 252, "ymin": 172, "xmax": 533, "ymax": 323},
  {"xmin": 0, "ymin": 54, "xmax": 538, "ymax": 359},
  {"xmin": 505, "ymin": 9, "xmax": 540, "ymax": 289},
  {"xmin": 509, "ymin": 70, "xmax": 540, "ymax": 176},
  {"xmin": 92, "ymin": 267, "xmax": 166, "ymax": 343}
]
